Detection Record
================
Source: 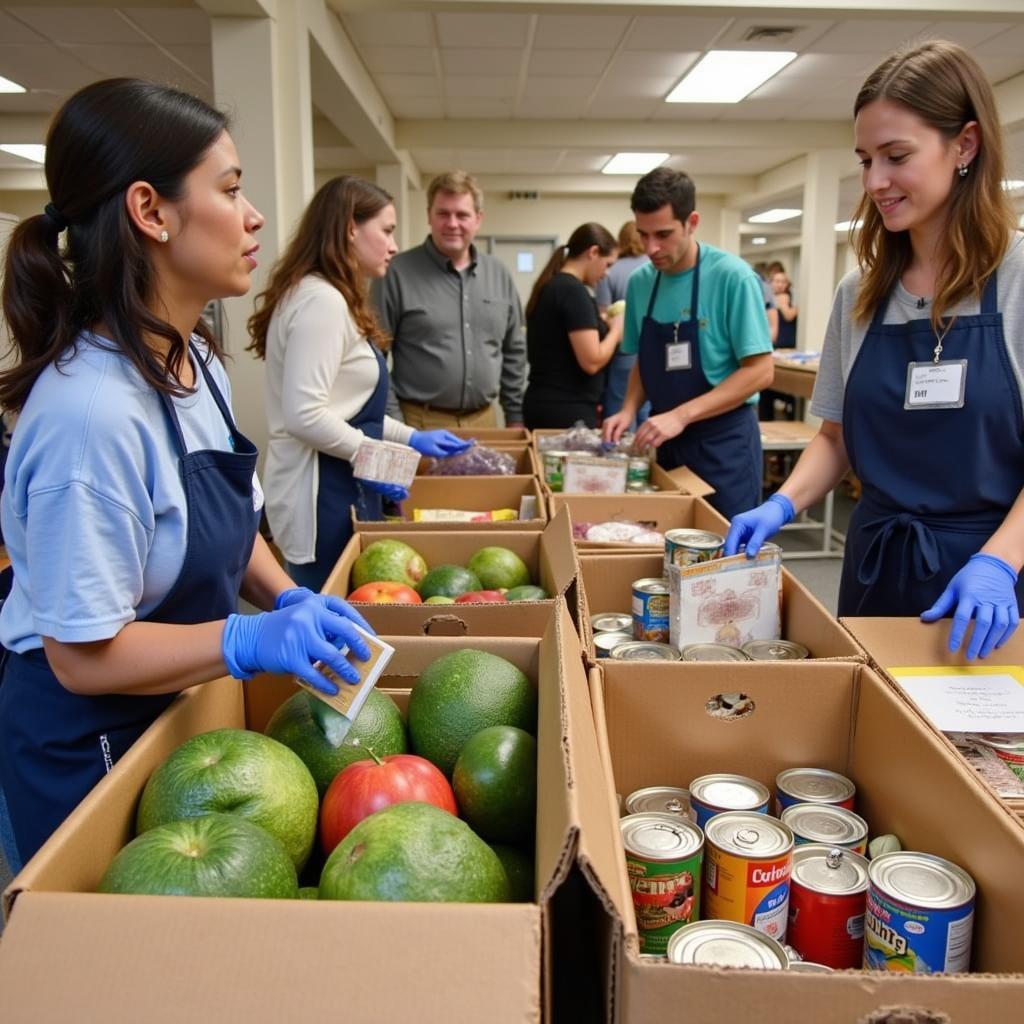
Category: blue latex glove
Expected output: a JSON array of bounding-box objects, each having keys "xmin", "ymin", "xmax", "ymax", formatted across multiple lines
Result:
[
  {"xmin": 274, "ymin": 587, "xmax": 373, "ymax": 634},
  {"xmin": 408, "ymin": 430, "xmax": 474, "ymax": 459},
  {"xmin": 356, "ymin": 479, "xmax": 409, "ymax": 502},
  {"xmin": 222, "ymin": 600, "xmax": 372, "ymax": 694},
  {"xmin": 723, "ymin": 494, "xmax": 795, "ymax": 558},
  {"xmin": 920, "ymin": 553, "xmax": 1020, "ymax": 659}
]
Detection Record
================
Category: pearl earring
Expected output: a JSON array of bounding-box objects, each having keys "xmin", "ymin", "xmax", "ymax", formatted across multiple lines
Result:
[
  {"xmin": 958, "ymin": 163, "xmax": 969, "ymax": 178},
  {"xmin": 159, "ymin": 229, "xmax": 169, "ymax": 242}
]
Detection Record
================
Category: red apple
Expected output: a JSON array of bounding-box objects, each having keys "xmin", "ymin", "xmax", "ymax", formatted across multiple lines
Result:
[
  {"xmin": 346, "ymin": 581, "xmax": 423, "ymax": 604},
  {"xmin": 320, "ymin": 752, "xmax": 457, "ymax": 854},
  {"xmin": 454, "ymin": 590, "xmax": 508, "ymax": 604}
]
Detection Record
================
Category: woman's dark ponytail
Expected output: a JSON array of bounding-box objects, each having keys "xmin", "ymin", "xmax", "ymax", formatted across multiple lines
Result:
[{"xmin": 525, "ymin": 222, "xmax": 617, "ymax": 317}]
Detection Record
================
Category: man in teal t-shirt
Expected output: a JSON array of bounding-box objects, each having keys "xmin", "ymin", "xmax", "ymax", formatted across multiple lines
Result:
[{"xmin": 603, "ymin": 167, "xmax": 774, "ymax": 519}]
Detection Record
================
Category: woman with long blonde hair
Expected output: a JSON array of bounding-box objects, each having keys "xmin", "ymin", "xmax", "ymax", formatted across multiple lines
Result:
[{"xmin": 726, "ymin": 40, "xmax": 1024, "ymax": 660}]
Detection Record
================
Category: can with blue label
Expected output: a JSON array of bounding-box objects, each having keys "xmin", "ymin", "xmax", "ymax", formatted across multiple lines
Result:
[
  {"xmin": 631, "ymin": 577, "xmax": 670, "ymax": 642},
  {"xmin": 689, "ymin": 773, "xmax": 770, "ymax": 831},
  {"xmin": 864, "ymin": 851, "xmax": 975, "ymax": 974}
]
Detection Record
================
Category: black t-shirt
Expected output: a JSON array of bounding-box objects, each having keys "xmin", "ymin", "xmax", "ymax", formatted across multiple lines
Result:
[{"xmin": 526, "ymin": 272, "xmax": 608, "ymax": 404}]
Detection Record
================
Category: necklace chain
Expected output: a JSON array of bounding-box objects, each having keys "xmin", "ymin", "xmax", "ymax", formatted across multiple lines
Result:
[{"xmin": 932, "ymin": 318, "xmax": 955, "ymax": 364}]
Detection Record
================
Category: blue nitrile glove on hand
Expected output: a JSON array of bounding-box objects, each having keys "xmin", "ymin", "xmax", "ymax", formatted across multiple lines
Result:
[
  {"xmin": 274, "ymin": 587, "xmax": 373, "ymax": 633},
  {"xmin": 408, "ymin": 430, "xmax": 474, "ymax": 459},
  {"xmin": 920, "ymin": 553, "xmax": 1020, "ymax": 659},
  {"xmin": 356, "ymin": 478, "xmax": 409, "ymax": 502},
  {"xmin": 222, "ymin": 600, "xmax": 372, "ymax": 694},
  {"xmin": 723, "ymin": 494, "xmax": 796, "ymax": 558}
]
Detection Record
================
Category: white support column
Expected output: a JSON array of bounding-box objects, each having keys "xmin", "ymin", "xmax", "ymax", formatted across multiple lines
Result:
[
  {"xmin": 209, "ymin": 6, "xmax": 314, "ymax": 466},
  {"xmin": 797, "ymin": 150, "xmax": 843, "ymax": 353},
  {"xmin": 376, "ymin": 162, "xmax": 409, "ymax": 252},
  {"xmin": 718, "ymin": 207, "xmax": 742, "ymax": 256}
]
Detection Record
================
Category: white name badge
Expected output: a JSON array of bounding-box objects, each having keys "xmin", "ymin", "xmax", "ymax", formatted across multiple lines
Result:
[
  {"xmin": 666, "ymin": 342, "xmax": 692, "ymax": 371},
  {"xmin": 904, "ymin": 360, "xmax": 967, "ymax": 410}
]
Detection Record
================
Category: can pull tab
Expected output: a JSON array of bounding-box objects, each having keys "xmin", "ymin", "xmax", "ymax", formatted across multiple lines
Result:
[
  {"xmin": 826, "ymin": 847, "xmax": 844, "ymax": 869},
  {"xmin": 666, "ymin": 798, "xmax": 684, "ymax": 814},
  {"xmin": 735, "ymin": 828, "xmax": 761, "ymax": 847}
]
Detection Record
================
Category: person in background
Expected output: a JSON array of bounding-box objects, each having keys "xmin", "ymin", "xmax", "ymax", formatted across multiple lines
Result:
[
  {"xmin": 0, "ymin": 79, "xmax": 373, "ymax": 870},
  {"xmin": 603, "ymin": 168, "xmax": 774, "ymax": 519},
  {"xmin": 373, "ymin": 171, "xmax": 526, "ymax": 429},
  {"xmin": 595, "ymin": 221, "xmax": 650, "ymax": 427},
  {"xmin": 522, "ymin": 222, "xmax": 622, "ymax": 429},
  {"xmin": 248, "ymin": 177, "xmax": 469, "ymax": 592},
  {"xmin": 726, "ymin": 40, "xmax": 1024, "ymax": 660},
  {"xmin": 759, "ymin": 267, "xmax": 799, "ymax": 420}
]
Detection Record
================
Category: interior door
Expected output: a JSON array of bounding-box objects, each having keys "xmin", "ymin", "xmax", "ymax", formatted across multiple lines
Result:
[{"xmin": 485, "ymin": 237, "xmax": 558, "ymax": 310}]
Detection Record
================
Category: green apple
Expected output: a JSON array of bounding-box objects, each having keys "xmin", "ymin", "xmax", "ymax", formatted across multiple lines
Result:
[{"xmin": 424, "ymin": 595, "xmax": 457, "ymax": 605}]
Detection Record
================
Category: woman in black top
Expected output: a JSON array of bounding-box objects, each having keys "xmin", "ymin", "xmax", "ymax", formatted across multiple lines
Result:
[
  {"xmin": 759, "ymin": 267, "xmax": 799, "ymax": 420},
  {"xmin": 523, "ymin": 223, "xmax": 622, "ymax": 429}
]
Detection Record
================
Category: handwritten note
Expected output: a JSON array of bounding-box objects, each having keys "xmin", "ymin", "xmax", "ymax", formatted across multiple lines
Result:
[{"xmin": 890, "ymin": 666, "xmax": 1024, "ymax": 733}]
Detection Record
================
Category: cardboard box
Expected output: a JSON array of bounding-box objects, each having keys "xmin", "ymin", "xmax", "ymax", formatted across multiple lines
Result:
[
  {"xmin": 578, "ymin": 550, "xmax": 863, "ymax": 659},
  {"xmin": 0, "ymin": 603, "xmax": 613, "ymax": 1024},
  {"xmin": 548, "ymin": 494, "xmax": 729, "ymax": 552},
  {"xmin": 326, "ymin": 506, "xmax": 581, "ymax": 633},
  {"xmin": 416, "ymin": 443, "xmax": 537, "ymax": 477},
  {"xmin": 590, "ymin": 659, "xmax": 1024, "ymax": 1021},
  {"xmin": 842, "ymin": 617, "xmax": 1024, "ymax": 823},
  {"xmin": 451, "ymin": 426, "xmax": 531, "ymax": 444}
]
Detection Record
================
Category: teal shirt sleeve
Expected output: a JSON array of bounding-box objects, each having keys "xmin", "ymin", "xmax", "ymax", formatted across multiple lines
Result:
[
  {"xmin": 621, "ymin": 270, "xmax": 649, "ymax": 357},
  {"xmin": 725, "ymin": 269, "xmax": 774, "ymax": 360}
]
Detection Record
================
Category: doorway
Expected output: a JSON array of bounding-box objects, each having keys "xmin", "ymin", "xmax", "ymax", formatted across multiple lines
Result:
[{"xmin": 478, "ymin": 235, "xmax": 558, "ymax": 309}]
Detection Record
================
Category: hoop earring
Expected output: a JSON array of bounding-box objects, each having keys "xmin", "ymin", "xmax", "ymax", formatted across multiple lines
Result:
[
  {"xmin": 159, "ymin": 229, "xmax": 169, "ymax": 243},
  {"xmin": 958, "ymin": 163, "xmax": 969, "ymax": 178}
]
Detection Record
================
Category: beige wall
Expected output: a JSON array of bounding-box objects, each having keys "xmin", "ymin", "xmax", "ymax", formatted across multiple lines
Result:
[{"xmin": 0, "ymin": 191, "xmax": 48, "ymax": 222}]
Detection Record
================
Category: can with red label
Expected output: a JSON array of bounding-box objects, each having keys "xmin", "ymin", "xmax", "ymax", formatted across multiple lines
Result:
[
  {"xmin": 775, "ymin": 768, "xmax": 856, "ymax": 816},
  {"xmin": 781, "ymin": 803, "xmax": 869, "ymax": 856},
  {"xmin": 787, "ymin": 844, "xmax": 869, "ymax": 969},
  {"xmin": 702, "ymin": 812, "xmax": 793, "ymax": 945}
]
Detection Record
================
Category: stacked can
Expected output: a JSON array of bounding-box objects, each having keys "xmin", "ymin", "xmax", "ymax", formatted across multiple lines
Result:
[
  {"xmin": 775, "ymin": 768, "xmax": 856, "ymax": 816},
  {"xmin": 609, "ymin": 641, "xmax": 680, "ymax": 662},
  {"xmin": 689, "ymin": 774, "xmax": 770, "ymax": 830},
  {"xmin": 781, "ymin": 803, "xmax": 869, "ymax": 856},
  {"xmin": 625, "ymin": 786, "xmax": 696, "ymax": 824},
  {"xmin": 666, "ymin": 920, "xmax": 789, "ymax": 970},
  {"xmin": 631, "ymin": 577, "xmax": 670, "ymax": 642},
  {"xmin": 591, "ymin": 612, "xmax": 634, "ymax": 660},
  {"xmin": 663, "ymin": 529, "xmax": 724, "ymax": 575}
]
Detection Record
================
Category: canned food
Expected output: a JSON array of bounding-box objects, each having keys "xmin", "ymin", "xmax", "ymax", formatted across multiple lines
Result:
[
  {"xmin": 775, "ymin": 768, "xmax": 856, "ymax": 816},
  {"xmin": 864, "ymin": 852, "xmax": 975, "ymax": 974},
  {"xmin": 781, "ymin": 804, "xmax": 869, "ymax": 855},
  {"xmin": 666, "ymin": 920, "xmax": 789, "ymax": 970},
  {"xmin": 627, "ymin": 456, "xmax": 651, "ymax": 487},
  {"xmin": 702, "ymin": 812, "xmax": 794, "ymax": 944},
  {"xmin": 787, "ymin": 960, "xmax": 835, "ymax": 973},
  {"xmin": 542, "ymin": 450, "xmax": 569, "ymax": 492},
  {"xmin": 741, "ymin": 639, "xmax": 810, "ymax": 661},
  {"xmin": 591, "ymin": 612, "xmax": 633, "ymax": 634},
  {"xmin": 627, "ymin": 482, "xmax": 660, "ymax": 493},
  {"xmin": 594, "ymin": 630, "xmax": 634, "ymax": 658},
  {"xmin": 788, "ymin": 844, "xmax": 869, "ymax": 969},
  {"xmin": 625, "ymin": 786, "xmax": 696, "ymax": 823},
  {"xmin": 680, "ymin": 643, "xmax": 753, "ymax": 663},
  {"xmin": 609, "ymin": 641, "xmax": 681, "ymax": 662},
  {"xmin": 664, "ymin": 528, "xmax": 725, "ymax": 574},
  {"xmin": 971, "ymin": 733, "xmax": 1024, "ymax": 781},
  {"xmin": 689, "ymin": 773, "xmax": 771, "ymax": 830},
  {"xmin": 632, "ymin": 577, "xmax": 670, "ymax": 642},
  {"xmin": 621, "ymin": 813, "xmax": 704, "ymax": 954}
]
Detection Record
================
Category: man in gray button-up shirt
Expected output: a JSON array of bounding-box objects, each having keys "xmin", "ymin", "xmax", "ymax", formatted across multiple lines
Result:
[{"xmin": 372, "ymin": 171, "xmax": 526, "ymax": 428}]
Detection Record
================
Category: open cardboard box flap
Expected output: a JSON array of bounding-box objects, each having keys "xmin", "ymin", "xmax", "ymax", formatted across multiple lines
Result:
[
  {"xmin": 661, "ymin": 465, "xmax": 714, "ymax": 498},
  {"xmin": 585, "ymin": 659, "xmax": 1024, "ymax": 1022}
]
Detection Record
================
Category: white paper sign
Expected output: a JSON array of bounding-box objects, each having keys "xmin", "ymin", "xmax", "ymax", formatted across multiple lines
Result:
[{"xmin": 890, "ymin": 668, "xmax": 1024, "ymax": 733}]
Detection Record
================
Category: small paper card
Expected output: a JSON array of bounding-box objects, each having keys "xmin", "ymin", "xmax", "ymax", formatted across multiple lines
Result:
[
  {"xmin": 352, "ymin": 439, "xmax": 421, "ymax": 487},
  {"xmin": 562, "ymin": 456, "xmax": 628, "ymax": 494},
  {"xmin": 668, "ymin": 545, "xmax": 782, "ymax": 649},
  {"xmin": 293, "ymin": 624, "xmax": 395, "ymax": 729},
  {"xmin": 890, "ymin": 666, "xmax": 1024, "ymax": 733}
]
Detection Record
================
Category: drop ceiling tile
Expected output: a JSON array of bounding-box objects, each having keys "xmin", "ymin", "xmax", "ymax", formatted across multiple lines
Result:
[
  {"xmin": 789, "ymin": 96, "xmax": 866, "ymax": 121},
  {"xmin": 0, "ymin": 43, "xmax": 105, "ymax": 92},
  {"xmin": 781, "ymin": 52, "xmax": 876, "ymax": 79},
  {"xmin": 973, "ymin": 23, "xmax": 1024, "ymax": 56},
  {"xmin": 444, "ymin": 96, "xmax": 515, "ymax": 119},
  {"xmin": 166, "ymin": 46, "xmax": 212, "ymax": 84},
  {"xmin": 443, "ymin": 76, "xmax": 518, "ymax": 99},
  {"xmin": 812, "ymin": 20, "xmax": 930, "ymax": 53},
  {"xmin": 0, "ymin": 11, "xmax": 46, "ymax": 44},
  {"xmin": 62, "ymin": 44, "xmax": 206, "ymax": 89},
  {"xmin": 528, "ymin": 49, "xmax": 610, "ymax": 77},
  {"xmin": 755, "ymin": 71, "xmax": 862, "ymax": 103},
  {"xmin": 5, "ymin": 7, "xmax": 146, "ymax": 45},
  {"xmin": 593, "ymin": 74, "xmax": 677, "ymax": 101},
  {"xmin": 361, "ymin": 46, "xmax": 437, "ymax": 76},
  {"xmin": 586, "ymin": 98, "xmax": 662, "ymax": 120},
  {"xmin": 716, "ymin": 97, "xmax": 807, "ymax": 121},
  {"xmin": 0, "ymin": 91, "xmax": 59, "ymax": 114},
  {"xmin": 558, "ymin": 152, "xmax": 612, "ymax": 173},
  {"xmin": 342, "ymin": 11, "xmax": 433, "ymax": 48},
  {"xmin": 917, "ymin": 21, "xmax": 1013, "ymax": 49},
  {"xmin": 516, "ymin": 96, "xmax": 588, "ymax": 119},
  {"xmin": 625, "ymin": 16, "xmax": 729, "ymax": 52},
  {"xmin": 649, "ymin": 103, "xmax": 727, "ymax": 122},
  {"xmin": 376, "ymin": 73, "xmax": 441, "ymax": 98},
  {"xmin": 609, "ymin": 51, "xmax": 701, "ymax": 79},
  {"xmin": 410, "ymin": 147, "xmax": 459, "ymax": 170},
  {"xmin": 435, "ymin": 13, "xmax": 531, "ymax": 49},
  {"xmin": 712, "ymin": 16, "xmax": 835, "ymax": 52},
  {"xmin": 522, "ymin": 75, "xmax": 599, "ymax": 99},
  {"xmin": 533, "ymin": 15, "xmax": 630, "ymax": 50},
  {"xmin": 386, "ymin": 95, "xmax": 445, "ymax": 119},
  {"xmin": 122, "ymin": 8, "xmax": 210, "ymax": 46},
  {"xmin": 441, "ymin": 48, "xmax": 522, "ymax": 76}
]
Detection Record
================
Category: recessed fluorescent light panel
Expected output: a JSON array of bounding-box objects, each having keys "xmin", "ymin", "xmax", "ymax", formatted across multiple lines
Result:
[
  {"xmin": 1002, "ymin": 179, "xmax": 1024, "ymax": 192},
  {"xmin": 0, "ymin": 144, "xmax": 45, "ymax": 164},
  {"xmin": 751, "ymin": 237, "xmax": 768, "ymax": 245},
  {"xmin": 666, "ymin": 50, "xmax": 797, "ymax": 104},
  {"xmin": 835, "ymin": 219, "xmax": 863, "ymax": 232},
  {"xmin": 748, "ymin": 208, "xmax": 801, "ymax": 224},
  {"xmin": 0, "ymin": 75, "xmax": 26, "ymax": 94},
  {"xmin": 602, "ymin": 152, "xmax": 669, "ymax": 175}
]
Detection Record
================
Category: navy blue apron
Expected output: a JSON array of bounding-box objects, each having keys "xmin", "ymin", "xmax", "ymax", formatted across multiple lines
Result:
[
  {"xmin": 838, "ymin": 272, "xmax": 1024, "ymax": 616},
  {"xmin": 637, "ymin": 248, "xmax": 762, "ymax": 519},
  {"xmin": 0, "ymin": 345, "xmax": 260, "ymax": 865},
  {"xmin": 306, "ymin": 343, "xmax": 390, "ymax": 591}
]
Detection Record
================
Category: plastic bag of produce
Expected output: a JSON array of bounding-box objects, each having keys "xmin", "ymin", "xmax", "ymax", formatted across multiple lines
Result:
[{"xmin": 425, "ymin": 445, "xmax": 516, "ymax": 476}]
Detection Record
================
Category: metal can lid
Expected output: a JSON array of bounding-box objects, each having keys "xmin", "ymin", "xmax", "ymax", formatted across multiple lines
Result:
[
  {"xmin": 594, "ymin": 630, "xmax": 634, "ymax": 654},
  {"xmin": 792, "ymin": 843, "xmax": 869, "ymax": 895},
  {"xmin": 632, "ymin": 577, "xmax": 669, "ymax": 595},
  {"xmin": 971, "ymin": 732, "xmax": 1024, "ymax": 753},
  {"xmin": 690, "ymin": 774, "xmax": 770, "ymax": 812},
  {"xmin": 680, "ymin": 643, "xmax": 752, "ymax": 662},
  {"xmin": 610, "ymin": 641, "xmax": 681, "ymax": 661},
  {"xmin": 664, "ymin": 529, "xmax": 724, "ymax": 550},
  {"xmin": 705, "ymin": 811, "xmax": 793, "ymax": 856},
  {"xmin": 869, "ymin": 852, "xmax": 976, "ymax": 908},
  {"xmin": 624, "ymin": 786, "xmax": 695, "ymax": 821},
  {"xmin": 776, "ymin": 768, "xmax": 856, "ymax": 806},
  {"xmin": 741, "ymin": 638, "xmax": 810, "ymax": 660},
  {"xmin": 787, "ymin": 960, "xmax": 835, "ymax": 974},
  {"xmin": 782, "ymin": 804, "xmax": 868, "ymax": 846},
  {"xmin": 666, "ymin": 921, "xmax": 789, "ymax": 970},
  {"xmin": 591, "ymin": 612, "xmax": 633, "ymax": 633},
  {"xmin": 620, "ymin": 813, "xmax": 703, "ymax": 860}
]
